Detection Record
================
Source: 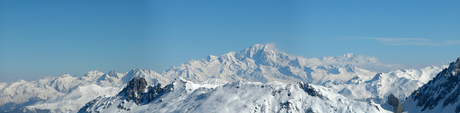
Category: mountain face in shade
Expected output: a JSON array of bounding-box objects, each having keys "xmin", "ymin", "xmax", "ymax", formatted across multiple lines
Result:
[
  {"xmin": 403, "ymin": 57, "xmax": 460, "ymax": 113},
  {"xmin": 78, "ymin": 77, "xmax": 391, "ymax": 113}
]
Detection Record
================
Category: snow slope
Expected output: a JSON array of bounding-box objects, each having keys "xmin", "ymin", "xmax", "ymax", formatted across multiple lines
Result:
[
  {"xmin": 78, "ymin": 77, "xmax": 390, "ymax": 113},
  {"xmin": 24, "ymin": 84, "xmax": 122, "ymax": 113},
  {"xmin": 323, "ymin": 65, "xmax": 446, "ymax": 104},
  {"xmin": 0, "ymin": 69, "xmax": 159, "ymax": 112},
  {"xmin": 403, "ymin": 57, "xmax": 460, "ymax": 113}
]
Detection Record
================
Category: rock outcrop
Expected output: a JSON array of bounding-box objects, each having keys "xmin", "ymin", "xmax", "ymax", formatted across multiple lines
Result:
[
  {"xmin": 388, "ymin": 94, "xmax": 403, "ymax": 113},
  {"xmin": 118, "ymin": 77, "xmax": 172, "ymax": 105}
]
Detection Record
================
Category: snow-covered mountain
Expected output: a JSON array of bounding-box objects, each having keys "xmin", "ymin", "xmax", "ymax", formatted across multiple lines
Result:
[
  {"xmin": 0, "ymin": 43, "xmax": 447, "ymax": 112},
  {"xmin": 403, "ymin": 57, "xmax": 460, "ymax": 113},
  {"xmin": 78, "ymin": 77, "xmax": 390, "ymax": 113},
  {"xmin": 0, "ymin": 69, "xmax": 159, "ymax": 112},
  {"xmin": 323, "ymin": 65, "xmax": 446, "ymax": 104},
  {"xmin": 160, "ymin": 44, "xmax": 377, "ymax": 84}
]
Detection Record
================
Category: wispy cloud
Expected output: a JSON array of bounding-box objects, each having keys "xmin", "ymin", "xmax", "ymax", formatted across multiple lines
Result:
[{"xmin": 345, "ymin": 36, "xmax": 460, "ymax": 46}]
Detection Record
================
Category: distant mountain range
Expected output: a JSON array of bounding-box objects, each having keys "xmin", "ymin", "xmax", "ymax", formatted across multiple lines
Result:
[{"xmin": 0, "ymin": 44, "xmax": 451, "ymax": 113}]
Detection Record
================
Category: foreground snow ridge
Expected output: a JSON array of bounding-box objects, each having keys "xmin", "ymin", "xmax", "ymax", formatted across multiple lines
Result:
[{"xmin": 78, "ymin": 77, "xmax": 390, "ymax": 113}]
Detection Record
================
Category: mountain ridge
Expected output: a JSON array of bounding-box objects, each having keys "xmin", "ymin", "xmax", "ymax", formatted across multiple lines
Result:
[
  {"xmin": 403, "ymin": 57, "xmax": 460, "ymax": 113},
  {"xmin": 78, "ymin": 77, "xmax": 391, "ymax": 113}
]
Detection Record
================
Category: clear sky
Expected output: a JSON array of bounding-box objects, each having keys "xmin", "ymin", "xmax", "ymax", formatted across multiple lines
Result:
[{"xmin": 1, "ymin": 0, "xmax": 459, "ymax": 82}]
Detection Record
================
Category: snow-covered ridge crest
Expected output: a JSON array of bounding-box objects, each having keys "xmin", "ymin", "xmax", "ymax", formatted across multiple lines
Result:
[
  {"xmin": 403, "ymin": 57, "xmax": 460, "ymax": 113},
  {"xmin": 78, "ymin": 77, "xmax": 390, "ymax": 113},
  {"xmin": 161, "ymin": 43, "xmax": 380, "ymax": 84}
]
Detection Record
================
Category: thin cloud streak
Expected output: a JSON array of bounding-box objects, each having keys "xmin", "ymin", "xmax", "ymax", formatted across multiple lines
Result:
[{"xmin": 346, "ymin": 36, "xmax": 460, "ymax": 46}]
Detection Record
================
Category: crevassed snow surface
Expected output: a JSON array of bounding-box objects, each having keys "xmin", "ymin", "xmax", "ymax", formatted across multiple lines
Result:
[{"xmin": 78, "ymin": 78, "xmax": 390, "ymax": 113}]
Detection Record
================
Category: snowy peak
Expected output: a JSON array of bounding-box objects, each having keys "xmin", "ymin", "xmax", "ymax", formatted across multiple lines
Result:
[
  {"xmin": 238, "ymin": 43, "xmax": 277, "ymax": 58},
  {"xmin": 445, "ymin": 57, "xmax": 460, "ymax": 77},
  {"xmin": 205, "ymin": 55, "xmax": 218, "ymax": 62},
  {"xmin": 122, "ymin": 68, "xmax": 164, "ymax": 84},
  {"xmin": 107, "ymin": 70, "xmax": 117, "ymax": 77},
  {"xmin": 160, "ymin": 43, "xmax": 378, "ymax": 84},
  {"xmin": 235, "ymin": 43, "xmax": 289, "ymax": 66},
  {"xmin": 83, "ymin": 70, "xmax": 104, "ymax": 77}
]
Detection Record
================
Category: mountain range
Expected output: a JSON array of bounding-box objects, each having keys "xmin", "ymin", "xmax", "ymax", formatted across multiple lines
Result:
[{"xmin": 0, "ymin": 43, "xmax": 451, "ymax": 113}]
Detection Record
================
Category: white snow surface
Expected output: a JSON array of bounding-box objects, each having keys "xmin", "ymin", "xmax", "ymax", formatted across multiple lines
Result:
[
  {"xmin": 323, "ymin": 65, "xmax": 447, "ymax": 104},
  {"xmin": 78, "ymin": 78, "xmax": 390, "ymax": 113},
  {"xmin": 25, "ymin": 84, "xmax": 123, "ymax": 113},
  {"xmin": 0, "ymin": 69, "xmax": 158, "ymax": 112}
]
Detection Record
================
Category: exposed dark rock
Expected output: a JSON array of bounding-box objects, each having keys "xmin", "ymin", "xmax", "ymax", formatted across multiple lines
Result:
[
  {"xmin": 121, "ymin": 77, "xmax": 148, "ymax": 103},
  {"xmin": 409, "ymin": 57, "xmax": 460, "ymax": 111},
  {"xmin": 78, "ymin": 97, "xmax": 100, "ymax": 113},
  {"xmin": 299, "ymin": 82, "xmax": 323, "ymax": 99},
  {"xmin": 387, "ymin": 94, "xmax": 403, "ymax": 113},
  {"xmin": 142, "ymin": 83, "xmax": 173, "ymax": 103},
  {"xmin": 117, "ymin": 77, "xmax": 173, "ymax": 105},
  {"xmin": 78, "ymin": 77, "xmax": 174, "ymax": 112}
]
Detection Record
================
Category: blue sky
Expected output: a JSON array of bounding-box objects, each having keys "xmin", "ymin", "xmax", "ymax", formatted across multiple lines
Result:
[{"xmin": 1, "ymin": 0, "xmax": 459, "ymax": 82}]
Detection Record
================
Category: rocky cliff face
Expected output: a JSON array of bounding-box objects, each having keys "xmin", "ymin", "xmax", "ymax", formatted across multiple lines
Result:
[
  {"xmin": 121, "ymin": 77, "xmax": 148, "ymax": 103},
  {"xmin": 387, "ymin": 94, "xmax": 403, "ymax": 113},
  {"xmin": 118, "ymin": 77, "xmax": 173, "ymax": 105}
]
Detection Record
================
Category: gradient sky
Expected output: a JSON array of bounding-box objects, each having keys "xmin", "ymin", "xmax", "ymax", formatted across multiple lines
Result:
[{"xmin": 1, "ymin": 0, "xmax": 460, "ymax": 82}]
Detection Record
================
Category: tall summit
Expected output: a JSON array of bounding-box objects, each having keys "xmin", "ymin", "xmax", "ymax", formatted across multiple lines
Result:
[{"xmin": 161, "ymin": 43, "xmax": 376, "ymax": 84}]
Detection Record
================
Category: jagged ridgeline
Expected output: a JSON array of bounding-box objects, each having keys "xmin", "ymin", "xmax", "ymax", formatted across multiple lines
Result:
[
  {"xmin": 119, "ymin": 77, "xmax": 172, "ymax": 105},
  {"xmin": 78, "ymin": 77, "xmax": 388, "ymax": 113},
  {"xmin": 403, "ymin": 57, "xmax": 460, "ymax": 113}
]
